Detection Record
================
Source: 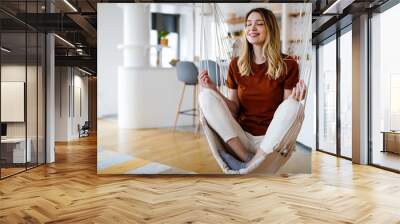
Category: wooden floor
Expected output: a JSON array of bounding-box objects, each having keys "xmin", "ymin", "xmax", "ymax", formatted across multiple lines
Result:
[
  {"xmin": 0, "ymin": 135, "xmax": 400, "ymax": 223},
  {"xmin": 97, "ymin": 118, "xmax": 311, "ymax": 174},
  {"xmin": 1, "ymin": 163, "xmax": 44, "ymax": 178},
  {"xmin": 1, "ymin": 167, "xmax": 26, "ymax": 178}
]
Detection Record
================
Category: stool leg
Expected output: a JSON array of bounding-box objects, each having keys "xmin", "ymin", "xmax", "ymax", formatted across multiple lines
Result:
[
  {"xmin": 174, "ymin": 83, "xmax": 186, "ymax": 130},
  {"xmin": 193, "ymin": 84, "xmax": 196, "ymax": 126}
]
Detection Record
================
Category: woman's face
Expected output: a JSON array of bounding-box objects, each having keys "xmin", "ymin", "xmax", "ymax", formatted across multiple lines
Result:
[{"xmin": 245, "ymin": 12, "xmax": 267, "ymax": 46}]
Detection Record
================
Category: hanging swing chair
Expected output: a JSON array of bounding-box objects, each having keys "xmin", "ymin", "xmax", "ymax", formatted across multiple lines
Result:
[{"xmin": 198, "ymin": 3, "xmax": 312, "ymax": 174}]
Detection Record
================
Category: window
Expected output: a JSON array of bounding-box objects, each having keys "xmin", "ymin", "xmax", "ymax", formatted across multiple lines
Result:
[
  {"xmin": 318, "ymin": 37, "xmax": 337, "ymax": 155},
  {"xmin": 339, "ymin": 28, "xmax": 352, "ymax": 158},
  {"xmin": 371, "ymin": 2, "xmax": 400, "ymax": 171}
]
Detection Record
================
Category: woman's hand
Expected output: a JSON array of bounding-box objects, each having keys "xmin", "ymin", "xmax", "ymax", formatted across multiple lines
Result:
[
  {"xmin": 198, "ymin": 70, "xmax": 218, "ymax": 91},
  {"xmin": 290, "ymin": 80, "xmax": 307, "ymax": 101}
]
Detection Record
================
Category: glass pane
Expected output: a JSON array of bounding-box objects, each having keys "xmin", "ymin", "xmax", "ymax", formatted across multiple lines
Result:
[
  {"xmin": 26, "ymin": 0, "xmax": 39, "ymax": 169},
  {"xmin": 371, "ymin": 4, "xmax": 400, "ymax": 171},
  {"xmin": 340, "ymin": 30, "xmax": 352, "ymax": 158},
  {"xmin": 1, "ymin": 31, "xmax": 27, "ymax": 177},
  {"xmin": 27, "ymin": 31, "xmax": 38, "ymax": 169},
  {"xmin": 318, "ymin": 37, "xmax": 337, "ymax": 154}
]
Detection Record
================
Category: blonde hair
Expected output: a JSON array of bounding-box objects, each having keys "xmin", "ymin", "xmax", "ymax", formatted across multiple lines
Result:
[{"xmin": 238, "ymin": 8, "xmax": 286, "ymax": 79}]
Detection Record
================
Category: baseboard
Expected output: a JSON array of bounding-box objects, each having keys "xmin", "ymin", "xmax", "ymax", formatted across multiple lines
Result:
[
  {"xmin": 97, "ymin": 114, "xmax": 118, "ymax": 119},
  {"xmin": 296, "ymin": 141, "xmax": 312, "ymax": 151}
]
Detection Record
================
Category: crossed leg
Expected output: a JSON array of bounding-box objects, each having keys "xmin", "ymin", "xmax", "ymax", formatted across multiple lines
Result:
[{"xmin": 198, "ymin": 89, "xmax": 265, "ymax": 169}]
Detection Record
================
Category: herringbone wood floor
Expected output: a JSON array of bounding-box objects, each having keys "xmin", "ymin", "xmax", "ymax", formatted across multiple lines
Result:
[
  {"xmin": 98, "ymin": 118, "xmax": 311, "ymax": 174},
  {"xmin": 1, "ymin": 135, "xmax": 400, "ymax": 223}
]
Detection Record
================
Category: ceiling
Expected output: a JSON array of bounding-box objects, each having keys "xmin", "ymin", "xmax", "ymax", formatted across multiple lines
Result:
[
  {"xmin": 1, "ymin": 0, "xmax": 99, "ymax": 74},
  {"xmin": 0, "ymin": 0, "xmax": 394, "ymax": 75}
]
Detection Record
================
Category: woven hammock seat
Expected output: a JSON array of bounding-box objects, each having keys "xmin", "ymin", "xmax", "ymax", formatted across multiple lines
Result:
[{"xmin": 198, "ymin": 3, "xmax": 311, "ymax": 174}]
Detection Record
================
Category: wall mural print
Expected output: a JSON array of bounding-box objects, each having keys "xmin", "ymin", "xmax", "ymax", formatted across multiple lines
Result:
[{"xmin": 97, "ymin": 3, "xmax": 312, "ymax": 175}]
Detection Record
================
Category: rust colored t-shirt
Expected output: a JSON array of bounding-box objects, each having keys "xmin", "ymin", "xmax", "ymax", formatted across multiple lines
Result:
[{"xmin": 226, "ymin": 56, "xmax": 299, "ymax": 136}]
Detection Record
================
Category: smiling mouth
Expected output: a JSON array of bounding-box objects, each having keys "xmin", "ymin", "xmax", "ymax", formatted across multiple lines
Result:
[{"xmin": 248, "ymin": 33, "xmax": 259, "ymax": 37}]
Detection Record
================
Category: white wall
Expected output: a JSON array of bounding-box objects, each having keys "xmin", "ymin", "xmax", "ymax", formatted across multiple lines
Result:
[
  {"xmin": 55, "ymin": 67, "xmax": 68, "ymax": 141},
  {"xmin": 179, "ymin": 7, "xmax": 195, "ymax": 61},
  {"xmin": 55, "ymin": 67, "xmax": 89, "ymax": 141},
  {"xmin": 97, "ymin": 4, "xmax": 123, "ymax": 118}
]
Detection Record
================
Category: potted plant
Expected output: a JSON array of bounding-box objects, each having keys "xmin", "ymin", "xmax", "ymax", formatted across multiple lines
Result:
[{"xmin": 159, "ymin": 31, "xmax": 169, "ymax": 47}]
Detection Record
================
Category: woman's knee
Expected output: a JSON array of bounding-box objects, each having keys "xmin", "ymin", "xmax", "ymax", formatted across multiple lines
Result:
[{"xmin": 198, "ymin": 89, "xmax": 221, "ymax": 110}]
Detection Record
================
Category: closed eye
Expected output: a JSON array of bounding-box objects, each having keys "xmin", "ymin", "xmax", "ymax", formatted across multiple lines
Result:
[{"xmin": 245, "ymin": 21, "xmax": 265, "ymax": 27}]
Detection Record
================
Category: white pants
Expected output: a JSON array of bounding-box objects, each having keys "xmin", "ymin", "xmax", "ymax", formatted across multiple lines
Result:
[{"xmin": 198, "ymin": 89, "xmax": 274, "ymax": 154}]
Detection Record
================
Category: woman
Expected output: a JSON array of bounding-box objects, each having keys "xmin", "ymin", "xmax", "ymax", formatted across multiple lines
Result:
[{"xmin": 198, "ymin": 8, "xmax": 306, "ymax": 170}]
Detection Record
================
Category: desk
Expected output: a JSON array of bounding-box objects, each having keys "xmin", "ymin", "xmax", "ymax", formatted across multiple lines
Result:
[
  {"xmin": 1, "ymin": 138, "xmax": 31, "ymax": 163},
  {"xmin": 381, "ymin": 131, "xmax": 400, "ymax": 154}
]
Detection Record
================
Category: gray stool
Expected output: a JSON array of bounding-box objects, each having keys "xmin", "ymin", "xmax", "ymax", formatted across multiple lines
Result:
[{"xmin": 174, "ymin": 61, "xmax": 199, "ymax": 131}]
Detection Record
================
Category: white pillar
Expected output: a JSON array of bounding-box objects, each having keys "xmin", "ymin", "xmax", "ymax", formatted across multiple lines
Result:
[
  {"xmin": 118, "ymin": 4, "xmax": 150, "ymax": 129},
  {"xmin": 45, "ymin": 0, "xmax": 56, "ymax": 163},
  {"xmin": 46, "ymin": 34, "xmax": 55, "ymax": 163},
  {"xmin": 352, "ymin": 14, "xmax": 369, "ymax": 164},
  {"xmin": 281, "ymin": 4, "xmax": 290, "ymax": 55}
]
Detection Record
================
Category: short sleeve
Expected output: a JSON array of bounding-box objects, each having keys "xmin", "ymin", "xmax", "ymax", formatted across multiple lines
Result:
[
  {"xmin": 283, "ymin": 60, "xmax": 299, "ymax": 89},
  {"xmin": 226, "ymin": 59, "xmax": 238, "ymax": 89}
]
